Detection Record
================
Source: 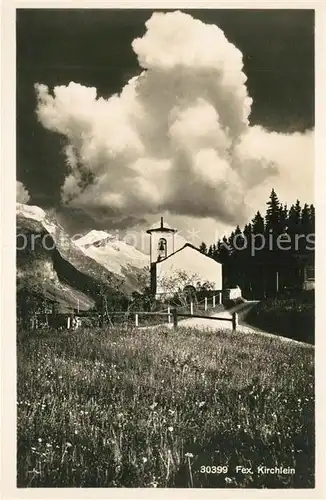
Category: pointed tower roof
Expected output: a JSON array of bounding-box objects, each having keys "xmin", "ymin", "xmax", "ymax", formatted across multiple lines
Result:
[{"xmin": 146, "ymin": 216, "xmax": 177, "ymax": 234}]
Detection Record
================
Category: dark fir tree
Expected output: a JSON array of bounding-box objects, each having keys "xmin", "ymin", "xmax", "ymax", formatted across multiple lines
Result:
[
  {"xmin": 265, "ymin": 189, "xmax": 282, "ymax": 233},
  {"xmin": 300, "ymin": 203, "xmax": 314, "ymax": 254},
  {"xmin": 199, "ymin": 242, "xmax": 207, "ymax": 255},
  {"xmin": 242, "ymin": 223, "xmax": 254, "ymax": 297},
  {"xmin": 280, "ymin": 203, "xmax": 288, "ymax": 233},
  {"xmin": 252, "ymin": 211, "xmax": 265, "ymax": 235},
  {"xmin": 199, "ymin": 192, "xmax": 314, "ymax": 299},
  {"xmin": 288, "ymin": 200, "xmax": 302, "ymax": 252},
  {"xmin": 309, "ymin": 204, "xmax": 315, "ymax": 232},
  {"xmin": 301, "ymin": 203, "xmax": 311, "ymax": 231},
  {"xmin": 216, "ymin": 237, "xmax": 230, "ymax": 264}
]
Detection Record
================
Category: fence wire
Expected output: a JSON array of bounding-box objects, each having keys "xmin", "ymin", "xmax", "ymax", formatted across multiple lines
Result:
[
  {"xmin": 104, "ymin": 292, "xmax": 223, "ymax": 328},
  {"xmin": 26, "ymin": 292, "xmax": 224, "ymax": 331}
]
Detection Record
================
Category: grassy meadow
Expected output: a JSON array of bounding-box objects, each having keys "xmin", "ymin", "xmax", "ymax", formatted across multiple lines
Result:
[{"xmin": 17, "ymin": 326, "xmax": 314, "ymax": 488}]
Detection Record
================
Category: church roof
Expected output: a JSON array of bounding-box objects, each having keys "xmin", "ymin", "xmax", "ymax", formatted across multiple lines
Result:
[
  {"xmin": 146, "ymin": 216, "xmax": 177, "ymax": 234},
  {"xmin": 153, "ymin": 242, "xmax": 222, "ymax": 265}
]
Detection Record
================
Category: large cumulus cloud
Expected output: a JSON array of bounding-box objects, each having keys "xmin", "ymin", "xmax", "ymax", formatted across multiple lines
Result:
[
  {"xmin": 34, "ymin": 10, "xmax": 313, "ymax": 227},
  {"xmin": 16, "ymin": 181, "xmax": 30, "ymax": 204}
]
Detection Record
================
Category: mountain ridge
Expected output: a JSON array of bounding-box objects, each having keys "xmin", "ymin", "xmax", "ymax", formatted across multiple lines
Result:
[
  {"xmin": 16, "ymin": 203, "xmax": 149, "ymax": 314},
  {"xmin": 75, "ymin": 230, "xmax": 149, "ymax": 276}
]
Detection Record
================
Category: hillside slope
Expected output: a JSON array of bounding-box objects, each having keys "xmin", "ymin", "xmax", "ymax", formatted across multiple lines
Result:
[
  {"xmin": 17, "ymin": 216, "xmax": 103, "ymax": 312},
  {"xmin": 16, "ymin": 205, "xmax": 142, "ymax": 313},
  {"xmin": 17, "ymin": 204, "xmax": 148, "ymax": 293}
]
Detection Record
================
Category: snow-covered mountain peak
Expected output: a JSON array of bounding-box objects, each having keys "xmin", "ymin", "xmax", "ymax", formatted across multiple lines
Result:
[
  {"xmin": 17, "ymin": 204, "xmax": 149, "ymax": 277},
  {"xmin": 75, "ymin": 230, "xmax": 149, "ymax": 275},
  {"xmin": 74, "ymin": 230, "xmax": 114, "ymax": 248},
  {"xmin": 16, "ymin": 203, "xmax": 60, "ymax": 235},
  {"xmin": 17, "ymin": 203, "xmax": 46, "ymax": 222}
]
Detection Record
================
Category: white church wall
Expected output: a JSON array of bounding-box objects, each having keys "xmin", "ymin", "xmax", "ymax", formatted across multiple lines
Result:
[
  {"xmin": 155, "ymin": 246, "xmax": 222, "ymax": 294},
  {"xmin": 222, "ymin": 286, "xmax": 242, "ymax": 301},
  {"xmin": 229, "ymin": 287, "xmax": 242, "ymax": 300}
]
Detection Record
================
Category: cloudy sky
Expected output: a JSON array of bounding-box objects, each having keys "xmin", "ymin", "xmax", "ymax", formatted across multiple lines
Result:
[{"xmin": 17, "ymin": 8, "xmax": 314, "ymax": 246}]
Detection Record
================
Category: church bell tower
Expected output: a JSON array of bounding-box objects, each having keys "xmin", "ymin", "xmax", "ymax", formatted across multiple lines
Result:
[{"xmin": 146, "ymin": 217, "xmax": 177, "ymax": 264}]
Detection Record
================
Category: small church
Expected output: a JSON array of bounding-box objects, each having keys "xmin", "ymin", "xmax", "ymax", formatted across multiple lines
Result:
[{"xmin": 147, "ymin": 217, "xmax": 223, "ymax": 298}]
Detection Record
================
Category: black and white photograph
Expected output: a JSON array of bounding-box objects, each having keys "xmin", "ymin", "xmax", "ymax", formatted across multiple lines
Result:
[{"xmin": 13, "ymin": 6, "xmax": 315, "ymax": 490}]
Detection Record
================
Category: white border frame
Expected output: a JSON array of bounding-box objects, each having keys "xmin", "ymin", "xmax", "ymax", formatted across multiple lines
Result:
[{"xmin": 2, "ymin": 1, "xmax": 326, "ymax": 499}]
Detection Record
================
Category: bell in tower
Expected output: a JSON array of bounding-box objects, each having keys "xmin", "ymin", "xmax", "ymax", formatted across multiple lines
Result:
[{"xmin": 157, "ymin": 238, "xmax": 167, "ymax": 261}]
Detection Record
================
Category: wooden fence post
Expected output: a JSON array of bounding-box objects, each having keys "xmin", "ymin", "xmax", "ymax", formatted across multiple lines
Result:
[
  {"xmin": 172, "ymin": 308, "xmax": 178, "ymax": 329},
  {"xmin": 52, "ymin": 303, "xmax": 58, "ymax": 329},
  {"xmin": 213, "ymin": 295, "xmax": 216, "ymax": 308},
  {"xmin": 190, "ymin": 302, "xmax": 194, "ymax": 315},
  {"xmin": 204, "ymin": 297, "xmax": 208, "ymax": 311},
  {"xmin": 135, "ymin": 313, "xmax": 139, "ymax": 327},
  {"xmin": 167, "ymin": 306, "xmax": 171, "ymax": 324},
  {"xmin": 232, "ymin": 312, "xmax": 238, "ymax": 332}
]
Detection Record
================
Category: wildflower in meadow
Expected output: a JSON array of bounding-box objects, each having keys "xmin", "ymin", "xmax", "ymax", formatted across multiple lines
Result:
[
  {"xmin": 29, "ymin": 468, "xmax": 41, "ymax": 475},
  {"xmin": 168, "ymin": 426, "xmax": 174, "ymax": 432},
  {"xmin": 185, "ymin": 452, "xmax": 194, "ymax": 458}
]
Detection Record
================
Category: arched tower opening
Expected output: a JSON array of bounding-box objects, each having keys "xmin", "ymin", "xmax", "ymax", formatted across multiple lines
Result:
[{"xmin": 146, "ymin": 217, "xmax": 177, "ymax": 264}]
